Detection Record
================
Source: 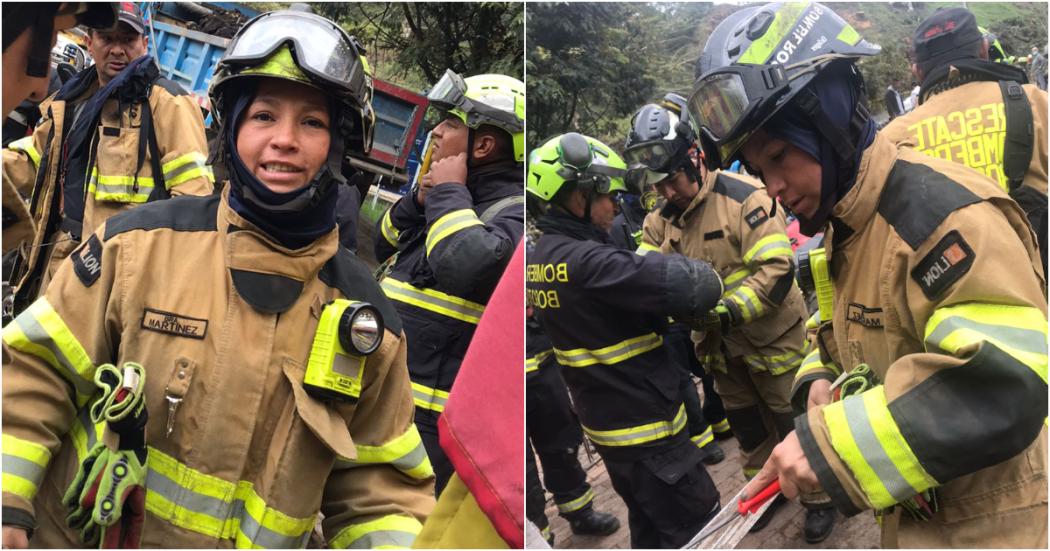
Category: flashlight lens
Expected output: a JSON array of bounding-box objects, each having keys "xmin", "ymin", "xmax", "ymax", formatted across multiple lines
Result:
[{"xmin": 349, "ymin": 309, "xmax": 380, "ymax": 353}]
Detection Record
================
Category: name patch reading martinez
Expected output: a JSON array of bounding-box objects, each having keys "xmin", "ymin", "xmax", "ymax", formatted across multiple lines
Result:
[
  {"xmin": 141, "ymin": 308, "xmax": 208, "ymax": 339},
  {"xmin": 910, "ymin": 230, "xmax": 974, "ymax": 299}
]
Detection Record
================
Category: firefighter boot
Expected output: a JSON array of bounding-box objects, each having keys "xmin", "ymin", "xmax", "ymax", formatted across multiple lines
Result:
[
  {"xmin": 803, "ymin": 505, "xmax": 836, "ymax": 544},
  {"xmin": 699, "ymin": 440, "xmax": 725, "ymax": 465},
  {"xmin": 748, "ymin": 494, "xmax": 788, "ymax": 533},
  {"xmin": 566, "ymin": 506, "xmax": 620, "ymax": 536}
]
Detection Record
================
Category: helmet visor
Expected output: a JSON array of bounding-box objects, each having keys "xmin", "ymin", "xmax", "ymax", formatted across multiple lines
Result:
[
  {"xmin": 225, "ymin": 12, "xmax": 368, "ymax": 103},
  {"xmin": 428, "ymin": 69, "xmax": 524, "ymax": 132},
  {"xmin": 623, "ymin": 141, "xmax": 678, "ymax": 172},
  {"xmin": 688, "ymin": 64, "xmax": 790, "ymax": 168},
  {"xmin": 625, "ymin": 165, "xmax": 672, "ymax": 194}
]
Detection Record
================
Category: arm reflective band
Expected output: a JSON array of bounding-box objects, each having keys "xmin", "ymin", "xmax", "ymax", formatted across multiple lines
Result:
[
  {"xmin": 556, "ymin": 488, "xmax": 594, "ymax": 514},
  {"xmin": 924, "ymin": 303, "xmax": 1048, "ymax": 384},
  {"xmin": 635, "ymin": 242, "xmax": 659, "ymax": 256},
  {"xmin": 823, "ymin": 387, "xmax": 939, "ymax": 509},
  {"xmin": 411, "ymin": 382, "xmax": 449, "ymax": 413},
  {"xmin": 553, "ymin": 332, "xmax": 663, "ymax": 367},
  {"xmin": 381, "ymin": 278, "xmax": 485, "ymax": 325},
  {"xmin": 425, "ymin": 209, "xmax": 484, "ymax": 257},
  {"xmin": 525, "ymin": 350, "xmax": 551, "ymax": 373},
  {"xmin": 806, "ymin": 311, "xmax": 821, "ymax": 331},
  {"xmin": 725, "ymin": 285, "xmax": 763, "ymax": 323},
  {"xmin": 742, "ymin": 234, "xmax": 792, "ymax": 265},
  {"xmin": 161, "ymin": 151, "xmax": 214, "ymax": 188},
  {"xmin": 796, "ymin": 347, "xmax": 840, "ymax": 379},
  {"xmin": 145, "ymin": 446, "xmax": 315, "ymax": 547},
  {"xmin": 8, "ymin": 136, "xmax": 40, "ymax": 168},
  {"xmin": 2, "ymin": 434, "xmax": 51, "ymax": 501},
  {"xmin": 329, "ymin": 514, "xmax": 423, "ymax": 549},
  {"xmin": 380, "ymin": 209, "xmax": 400, "ymax": 248},
  {"xmin": 583, "ymin": 404, "xmax": 687, "ymax": 446},
  {"xmin": 722, "ymin": 267, "xmax": 752, "ymax": 294},
  {"xmin": 3, "ymin": 298, "xmax": 97, "ymax": 407},
  {"xmin": 87, "ymin": 168, "xmax": 153, "ymax": 203},
  {"xmin": 334, "ymin": 425, "xmax": 433, "ymax": 480}
]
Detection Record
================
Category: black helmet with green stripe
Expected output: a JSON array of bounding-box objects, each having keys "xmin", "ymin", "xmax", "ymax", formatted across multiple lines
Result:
[{"xmin": 688, "ymin": 2, "xmax": 879, "ymax": 171}]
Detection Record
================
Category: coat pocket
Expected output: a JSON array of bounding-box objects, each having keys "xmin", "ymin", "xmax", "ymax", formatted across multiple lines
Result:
[{"xmin": 281, "ymin": 357, "xmax": 357, "ymax": 460}]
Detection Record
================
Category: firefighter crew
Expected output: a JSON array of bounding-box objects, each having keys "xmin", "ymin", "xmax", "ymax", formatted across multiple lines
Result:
[
  {"xmin": 1, "ymin": 3, "xmax": 118, "ymax": 259},
  {"xmin": 626, "ymin": 101, "xmax": 812, "ymax": 535},
  {"xmin": 690, "ymin": 3, "xmax": 1048, "ymax": 547},
  {"xmin": 526, "ymin": 306, "xmax": 620, "ymax": 544},
  {"xmin": 623, "ymin": 103, "xmax": 729, "ymax": 469},
  {"xmin": 374, "ymin": 70, "xmax": 525, "ymax": 495},
  {"xmin": 4, "ymin": 3, "xmax": 214, "ymax": 317},
  {"xmin": 2, "ymin": 10, "xmax": 435, "ymax": 548},
  {"xmin": 527, "ymin": 132, "xmax": 725, "ymax": 548},
  {"xmin": 882, "ymin": 7, "xmax": 1049, "ymax": 271}
]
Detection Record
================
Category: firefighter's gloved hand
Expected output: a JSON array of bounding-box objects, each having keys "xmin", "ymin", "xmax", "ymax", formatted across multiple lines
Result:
[
  {"xmin": 703, "ymin": 301, "xmax": 735, "ymax": 335},
  {"xmin": 63, "ymin": 442, "xmax": 108, "ymax": 547},
  {"xmin": 63, "ymin": 445, "xmax": 147, "ymax": 548}
]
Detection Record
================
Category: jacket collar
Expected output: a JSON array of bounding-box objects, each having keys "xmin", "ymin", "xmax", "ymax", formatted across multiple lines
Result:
[
  {"xmin": 465, "ymin": 160, "xmax": 523, "ymax": 204},
  {"xmin": 219, "ymin": 185, "xmax": 338, "ymax": 284},
  {"xmin": 828, "ymin": 132, "xmax": 899, "ymax": 247}
]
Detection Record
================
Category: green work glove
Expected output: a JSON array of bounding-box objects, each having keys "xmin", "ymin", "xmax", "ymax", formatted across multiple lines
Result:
[
  {"xmin": 63, "ymin": 443, "xmax": 108, "ymax": 547},
  {"xmin": 703, "ymin": 301, "xmax": 734, "ymax": 335}
]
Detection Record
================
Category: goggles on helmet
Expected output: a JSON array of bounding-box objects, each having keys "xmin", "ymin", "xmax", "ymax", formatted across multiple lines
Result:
[
  {"xmin": 688, "ymin": 54, "xmax": 852, "ymax": 169},
  {"xmin": 222, "ymin": 11, "xmax": 370, "ymax": 106},
  {"xmin": 555, "ymin": 133, "xmax": 626, "ymax": 194},
  {"xmin": 428, "ymin": 69, "xmax": 523, "ymax": 132}
]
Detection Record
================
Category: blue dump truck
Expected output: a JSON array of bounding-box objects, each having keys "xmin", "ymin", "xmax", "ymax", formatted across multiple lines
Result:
[{"xmin": 144, "ymin": 2, "xmax": 429, "ymax": 187}]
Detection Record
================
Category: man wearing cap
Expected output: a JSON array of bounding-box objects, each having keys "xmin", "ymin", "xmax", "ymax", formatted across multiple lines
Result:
[
  {"xmin": 3, "ymin": 2, "xmax": 214, "ymax": 317},
  {"xmin": 884, "ymin": 78, "xmax": 906, "ymax": 120},
  {"xmin": 882, "ymin": 7, "xmax": 1048, "ymax": 272}
]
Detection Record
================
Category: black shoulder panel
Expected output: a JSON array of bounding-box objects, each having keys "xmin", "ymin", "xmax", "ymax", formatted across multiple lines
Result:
[
  {"xmin": 154, "ymin": 77, "xmax": 190, "ymax": 97},
  {"xmin": 103, "ymin": 195, "xmax": 219, "ymax": 240},
  {"xmin": 319, "ymin": 250, "xmax": 404, "ymax": 336},
  {"xmin": 877, "ymin": 159, "xmax": 982, "ymax": 250},
  {"xmin": 712, "ymin": 173, "xmax": 759, "ymax": 203}
]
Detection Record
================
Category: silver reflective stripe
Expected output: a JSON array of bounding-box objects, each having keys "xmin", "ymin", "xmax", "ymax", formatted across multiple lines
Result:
[
  {"xmin": 381, "ymin": 279, "xmax": 484, "ymax": 324},
  {"xmin": 233, "ymin": 499, "xmax": 310, "ymax": 549},
  {"xmin": 554, "ymin": 334, "xmax": 662, "ymax": 366},
  {"xmin": 334, "ymin": 442, "xmax": 429, "ymax": 474},
  {"xmin": 479, "ymin": 195, "xmax": 525, "ymax": 223},
  {"xmin": 926, "ymin": 316, "xmax": 1048, "ymax": 355},
  {"xmin": 14, "ymin": 313, "xmax": 96, "ymax": 398},
  {"xmin": 80, "ymin": 406, "xmax": 99, "ymax": 450},
  {"xmin": 2, "ymin": 455, "xmax": 45, "ymax": 485},
  {"xmin": 556, "ymin": 488, "xmax": 594, "ymax": 513},
  {"xmin": 412, "ymin": 386, "xmax": 448, "ymax": 409},
  {"xmin": 94, "ymin": 181, "xmax": 155, "ymax": 195},
  {"xmin": 746, "ymin": 240, "xmax": 791, "ymax": 263},
  {"xmin": 733, "ymin": 290, "xmax": 760, "ymax": 320},
  {"xmin": 164, "ymin": 159, "xmax": 206, "ymax": 182},
  {"xmin": 347, "ymin": 530, "xmax": 417, "ymax": 549},
  {"xmin": 840, "ymin": 395, "xmax": 917, "ymax": 503}
]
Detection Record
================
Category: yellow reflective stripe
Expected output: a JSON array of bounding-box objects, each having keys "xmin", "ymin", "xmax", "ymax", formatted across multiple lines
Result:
[
  {"xmin": 335, "ymin": 424, "xmax": 433, "ymax": 480},
  {"xmin": 329, "ymin": 514, "xmax": 422, "ymax": 549},
  {"xmin": 837, "ymin": 24, "xmax": 861, "ymax": 46},
  {"xmin": 88, "ymin": 168, "xmax": 152, "ymax": 202},
  {"xmin": 425, "ymin": 209, "xmax": 484, "ymax": 256},
  {"xmin": 380, "ymin": 209, "xmax": 400, "ymax": 247},
  {"xmin": 691, "ymin": 426, "xmax": 714, "ymax": 448},
  {"xmin": 635, "ymin": 242, "xmax": 659, "ymax": 256},
  {"xmin": 823, "ymin": 387, "xmax": 938, "ymax": 509},
  {"xmin": 700, "ymin": 353, "xmax": 727, "ymax": 373},
  {"xmin": 712, "ymin": 418, "xmax": 731, "ymax": 433},
  {"xmin": 556, "ymin": 488, "xmax": 594, "ymax": 513},
  {"xmin": 554, "ymin": 333, "xmax": 663, "ymax": 368},
  {"xmin": 2, "ymin": 298, "xmax": 97, "ymax": 406},
  {"xmin": 144, "ymin": 446, "xmax": 314, "ymax": 547},
  {"xmin": 722, "ymin": 267, "xmax": 751, "ymax": 294},
  {"xmin": 540, "ymin": 525, "xmax": 551, "ymax": 539},
  {"xmin": 737, "ymin": 2, "xmax": 807, "ymax": 64},
  {"xmin": 381, "ymin": 278, "xmax": 484, "ymax": 325},
  {"xmin": 583, "ymin": 404, "xmax": 687, "ymax": 446},
  {"xmin": 743, "ymin": 347, "xmax": 805, "ymax": 375},
  {"xmin": 797, "ymin": 348, "xmax": 830, "ymax": 377},
  {"xmin": 411, "ymin": 382, "xmax": 449, "ymax": 413},
  {"xmin": 924, "ymin": 303, "xmax": 1048, "ymax": 384},
  {"xmin": 162, "ymin": 151, "xmax": 214, "ymax": 188},
  {"xmin": 8, "ymin": 136, "xmax": 40, "ymax": 167},
  {"xmin": 743, "ymin": 234, "xmax": 792, "ymax": 265},
  {"xmin": 526, "ymin": 350, "xmax": 551, "ymax": 373},
  {"xmin": 1, "ymin": 434, "xmax": 51, "ymax": 501},
  {"xmin": 69, "ymin": 406, "xmax": 103, "ymax": 465},
  {"xmin": 806, "ymin": 311, "xmax": 821, "ymax": 330},
  {"xmin": 726, "ymin": 286, "xmax": 763, "ymax": 323}
]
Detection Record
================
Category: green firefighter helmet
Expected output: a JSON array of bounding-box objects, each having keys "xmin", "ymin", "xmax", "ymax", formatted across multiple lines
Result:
[
  {"xmin": 526, "ymin": 133, "xmax": 627, "ymax": 202},
  {"xmin": 428, "ymin": 70, "xmax": 525, "ymax": 162}
]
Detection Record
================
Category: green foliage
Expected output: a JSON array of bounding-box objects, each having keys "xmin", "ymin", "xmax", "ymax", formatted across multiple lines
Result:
[{"xmin": 527, "ymin": 1, "xmax": 1047, "ymax": 151}]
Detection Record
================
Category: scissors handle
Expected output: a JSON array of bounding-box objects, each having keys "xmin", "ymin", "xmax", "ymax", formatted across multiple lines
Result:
[{"xmin": 738, "ymin": 479, "xmax": 781, "ymax": 515}]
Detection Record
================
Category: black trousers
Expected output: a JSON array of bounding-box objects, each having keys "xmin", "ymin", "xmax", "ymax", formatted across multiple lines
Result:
[
  {"xmin": 415, "ymin": 408, "xmax": 453, "ymax": 496},
  {"xmin": 602, "ymin": 434, "xmax": 720, "ymax": 548},
  {"xmin": 527, "ymin": 367, "xmax": 592, "ymax": 513},
  {"xmin": 665, "ymin": 324, "xmax": 728, "ymax": 434}
]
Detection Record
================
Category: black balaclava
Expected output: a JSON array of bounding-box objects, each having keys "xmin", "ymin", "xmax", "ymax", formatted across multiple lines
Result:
[
  {"xmin": 765, "ymin": 62, "xmax": 876, "ymax": 236},
  {"xmin": 224, "ymin": 82, "xmax": 341, "ymax": 250}
]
